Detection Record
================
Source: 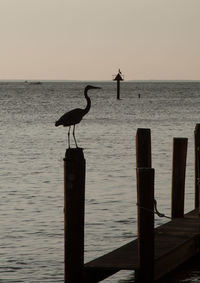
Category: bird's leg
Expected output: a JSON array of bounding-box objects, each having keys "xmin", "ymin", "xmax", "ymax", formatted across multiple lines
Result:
[
  {"xmin": 73, "ymin": 125, "xmax": 78, "ymax": 148},
  {"xmin": 68, "ymin": 126, "xmax": 71, "ymax": 148}
]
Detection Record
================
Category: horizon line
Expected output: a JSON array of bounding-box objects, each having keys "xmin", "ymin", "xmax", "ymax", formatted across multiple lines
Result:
[{"xmin": 0, "ymin": 79, "xmax": 200, "ymax": 83}]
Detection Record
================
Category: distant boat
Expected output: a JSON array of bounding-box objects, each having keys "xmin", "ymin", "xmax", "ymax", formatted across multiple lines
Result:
[
  {"xmin": 29, "ymin": 81, "xmax": 42, "ymax": 85},
  {"xmin": 24, "ymin": 81, "xmax": 42, "ymax": 85},
  {"xmin": 24, "ymin": 80, "xmax": 41, "ymax": 85}
]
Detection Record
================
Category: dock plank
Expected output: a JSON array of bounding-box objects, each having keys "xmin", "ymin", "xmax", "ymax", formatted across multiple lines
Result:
[{"xmin": 84, "ymin": 210, "xmax": 200, "ymax": 281}]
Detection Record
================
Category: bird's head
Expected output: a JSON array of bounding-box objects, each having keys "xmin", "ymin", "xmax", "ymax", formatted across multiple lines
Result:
[{"xmin": 85, "ymin": 85, "xmax": 101, "ymax": 91}]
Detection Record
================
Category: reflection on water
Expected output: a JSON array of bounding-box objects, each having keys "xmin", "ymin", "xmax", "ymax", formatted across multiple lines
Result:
[
  {"xmin": 118, "ymin": 273, "xmax": 134, "ymax": 282},
  {"xmin": 182, "ymin": 272, "xmax": 200, "ymax": 282},
  {"xmin": 102, "ymin": 271, "xmax": 135, "ymax": 283},
  {"xmin": 180, "ymin": 255, "xmax": 200, "ymax": 283}
]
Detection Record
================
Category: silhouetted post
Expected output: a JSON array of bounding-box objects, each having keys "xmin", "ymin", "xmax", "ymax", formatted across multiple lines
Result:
[
  {"xmin": 194, "ymin": 124, "xmax": 200, "ymax": 210},
  {"xmin": 117, "ymin": 80, "xmax": 120, "ymax": 100},
  {"xmin": 64, "ymin": 148, "xmax": 85, "ymax": 283},
  {"xmin": 136, "ymin": 168, "xmax": 155, "ymax": 283},
  {"xmin": 136, "ymin": 128, "xmax": 152, "ymax": 168},
  {"xmin": 113, "ymin": 69, "xmax": 124, "ymax": 100},
  {"xmin": 171, "ymin": 138, "xmax": 188, "ymax": 218},
  {"xmin": 135, "ymin": 129, "xmax": 153, "ymax": 282}
]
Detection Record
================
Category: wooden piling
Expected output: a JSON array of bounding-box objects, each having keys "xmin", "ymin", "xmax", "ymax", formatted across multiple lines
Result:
[
  {"xmin": 64, "ymin": 148, "xmax": 85, "ymax": 283},
  {"xmin": 136, "ymin": 129, "xmax": 153, "ymax": 282},
  {"xmin": 194, "ymin": 124, "xmax": 200, "ymax": 210},
  {"xmin": 171, "ymin": 138, "xmax": 188, "ymax": 219},
  {"xmin": 136, "ymin": 128, "xmax": 152, "ymax": 168},
  {"xmin": 117, "ymin": 80, "xmax": 120, "ymax": 100},
  {"xmin": 136, "ymin": 168, "xmax": 155, "ymax": 283}
]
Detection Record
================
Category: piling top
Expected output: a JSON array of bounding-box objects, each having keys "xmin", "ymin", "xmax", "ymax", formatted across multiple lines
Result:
[
  {"xmin": 195, "ymin": 123, "xmax": 200, "ymax": 133},
  {"xmin": 64, "ymin": 147, "xmax": 85, "ymax": 161},
  {"xmin": 136, "ymin": 128, "xmax": 152, "ymax": 168}
]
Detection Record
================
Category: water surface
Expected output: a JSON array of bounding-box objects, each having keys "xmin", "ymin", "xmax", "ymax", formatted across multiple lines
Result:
[{"xmin": 1, "ymin": 81, "xmax": 200, "ymax": 282}]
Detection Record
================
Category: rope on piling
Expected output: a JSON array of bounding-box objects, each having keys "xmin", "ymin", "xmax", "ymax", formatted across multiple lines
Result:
[{"xmin": 136, "ymin": 199, "xmax": 171, "ymax": 219}]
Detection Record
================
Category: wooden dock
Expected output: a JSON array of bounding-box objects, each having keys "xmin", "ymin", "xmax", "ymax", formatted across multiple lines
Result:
[
  {"xmin": 84, "ymin": 210, "xmax": 200, "ymax": 282},
  {"xmin": 62, "ymin": 124, "xmax": 200, "ymax": 283}
]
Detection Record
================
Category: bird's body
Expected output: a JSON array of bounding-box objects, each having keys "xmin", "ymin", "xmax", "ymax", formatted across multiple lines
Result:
[
  {"xmin": 55, "ymin": 85, "xmax": 100, "ymax": 148},
  {"xmin": 55, "ymin": 108, "xmax": 85, "ymax": 127}
]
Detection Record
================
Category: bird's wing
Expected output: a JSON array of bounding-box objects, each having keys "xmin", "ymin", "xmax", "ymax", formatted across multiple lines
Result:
[{"xmin": 56, "ymin": 108, "xmax": 83, "ymax": 126}]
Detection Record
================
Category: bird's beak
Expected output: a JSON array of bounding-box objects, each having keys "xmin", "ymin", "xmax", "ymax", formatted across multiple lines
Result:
[{"xmin": 93, "ymin": 86, "xmax": 101, "ymax": 89}]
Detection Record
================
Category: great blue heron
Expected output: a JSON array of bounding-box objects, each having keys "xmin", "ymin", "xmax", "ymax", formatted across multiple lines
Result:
[{"xmin": 55, "ymin": 85, "xmax": 101, "ymax": 148}]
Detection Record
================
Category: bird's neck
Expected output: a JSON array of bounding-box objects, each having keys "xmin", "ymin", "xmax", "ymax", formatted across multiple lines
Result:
[{"xmin": 83, "ymin": 90, "xmax": 91, "ymax": 115}]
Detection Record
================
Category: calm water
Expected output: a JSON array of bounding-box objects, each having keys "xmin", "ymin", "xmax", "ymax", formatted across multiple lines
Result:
[{"xmin": 1, "ymin": 81, "xmax": 200, "ymax": 282}]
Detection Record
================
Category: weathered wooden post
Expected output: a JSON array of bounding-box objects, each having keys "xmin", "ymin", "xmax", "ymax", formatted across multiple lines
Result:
[
  {"xmin": 113, "ymin": 69, "xmax": 124, "ymax": 100},
  {"xmin": 135, "ymin": 128, "xmax": 154, "ymax": 282},
  {"xmin": 194, "ymin": 124, "xmax": 200, "ymax": 210},
  {"xmin": 136, "ymin": 168, "xmax": 155, "ymax": 283},
  {"xmin": 136, "ymin": 128, "xmax": 152, "ymax": 168},
  {"xmin": 171, "ymin": 138, "xmax": 188, "ymax": 218},
  {"xmin": 64, "ymin": 148, "xmax": 85, "ymax": 283}
]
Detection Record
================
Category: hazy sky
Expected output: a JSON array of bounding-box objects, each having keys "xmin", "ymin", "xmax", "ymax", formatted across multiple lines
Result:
[{"xmin": 0, "ymin": 0, "xmax": 200, "ymax": 80}]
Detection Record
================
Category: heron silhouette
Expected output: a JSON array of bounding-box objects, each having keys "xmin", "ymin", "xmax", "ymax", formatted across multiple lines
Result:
[{"xmin": 55, "ymin": 85, "xmax": 101, "ymax": 148}]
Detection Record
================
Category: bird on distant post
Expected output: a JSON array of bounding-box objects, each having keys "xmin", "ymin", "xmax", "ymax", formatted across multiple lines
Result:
[{"xmin": 55, "ymin": 85, "xmax": 101, "ymax": 148}]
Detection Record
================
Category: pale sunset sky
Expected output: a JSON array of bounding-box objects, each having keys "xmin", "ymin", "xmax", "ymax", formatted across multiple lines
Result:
[{"xmin": 0, "ymin": 0, "xmax": 200, "ymax": 81}]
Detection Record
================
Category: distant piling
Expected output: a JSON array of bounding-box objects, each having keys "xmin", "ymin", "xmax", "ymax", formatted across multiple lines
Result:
[
  {"xmin": 64, "ymin": 148, "xmax": 85, "ymax": 283},
  {"xmin": 113, "ymin": 69, "xmax": 124, "ymax": 100}
]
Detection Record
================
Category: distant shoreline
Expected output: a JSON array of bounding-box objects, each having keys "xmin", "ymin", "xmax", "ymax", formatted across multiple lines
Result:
[{"xmin": 0, "ymin": 79, "xmax": 200, "ymax": 83}]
